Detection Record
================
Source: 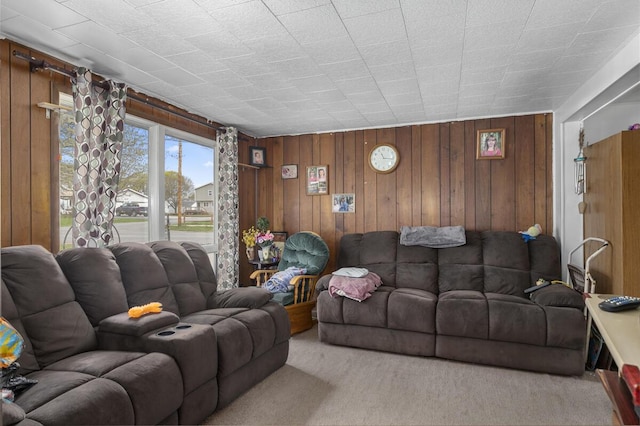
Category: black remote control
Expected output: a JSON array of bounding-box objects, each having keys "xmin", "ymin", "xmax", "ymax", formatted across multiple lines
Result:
[
  {"xmin": 524, "ymin": 280, "xmax": 551, "ymax": 294},
  {"xmin": 598, "ymin": 296, "xmax": 640, "ymax": 312}
]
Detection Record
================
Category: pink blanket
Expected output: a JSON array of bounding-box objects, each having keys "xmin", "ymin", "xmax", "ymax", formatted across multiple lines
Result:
[{"xmin": 328, "ymin": 272, "xmax": 382, "ymax": 302}]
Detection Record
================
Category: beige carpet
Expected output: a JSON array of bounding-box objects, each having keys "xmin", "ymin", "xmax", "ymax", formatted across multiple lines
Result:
[{"xmin": 203, "ymin": 326, "xmax": 611, "ymax": 425}]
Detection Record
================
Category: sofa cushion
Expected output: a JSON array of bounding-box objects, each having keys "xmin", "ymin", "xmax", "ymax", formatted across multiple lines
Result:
[
  {"xmin": 147, "ymin": 241, "xmax": 208, "ymax": 316},
  {"xmin": 109, "ymin": 243, "xmax": 180, "ymax": 315},
  {"xmin": 388, "ymin": 288, "xmax": 437, "ymax": 333},
  {"xmin": 486, "ymin": 293, "xmax": 546, "ymax": 346},
  {"xmin": 436, "ymin": 290, "xmax": 488, "ymax": 339},
  {"xmin": 396, "ymin": 244, "xmax": 438, "ymax": 293},
  {"xmin": 1, "ymin": 246, "xmax": 97, "ymax": 368},
  {"xmin": 438, "ymin": 232, "xmax": 484, "ymax": 292},
  {"xmin": 1, "ymin": 282, "xmax": 40, "ymax": 373},
  {"xmin": 56, "ymin": 247, "xmax": 129, "ymax": 326}
]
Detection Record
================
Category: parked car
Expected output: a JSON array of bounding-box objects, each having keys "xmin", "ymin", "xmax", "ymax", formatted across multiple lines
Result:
[{"xmin": 116, "ymin": 202, "xmax": 148, "ymax": 217}]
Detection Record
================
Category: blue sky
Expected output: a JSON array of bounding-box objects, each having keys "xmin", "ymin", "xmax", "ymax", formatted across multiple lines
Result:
[{"xmin": 165, "ymin": 138, "xmax": 214, "ymax": 188}]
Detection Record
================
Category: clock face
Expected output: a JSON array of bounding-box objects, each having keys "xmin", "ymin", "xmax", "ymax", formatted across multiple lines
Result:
[{"xmin": 369, "ymin": 144, "xmax": 399, "ymax": 173}]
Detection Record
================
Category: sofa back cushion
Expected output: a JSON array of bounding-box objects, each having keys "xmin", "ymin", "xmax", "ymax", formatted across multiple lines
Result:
[
  {"xmin": 480, "ymin": 231, "xmax": 561, "ymax": 296},
  {"xmin": 56, "ymin": 247, "xmax": 129, "ymax": 326},
  {"xmin": 147, "ymin": 241, "xmax": 209, "ymax": 316},
  {"xmin": 337, "ymin": 230, "xmax": 561, "ymax": 297},
  {"xmin": 1, "ymin": 281, "xmax": 40, "ymax": 373},
  {"xmin": 109, "ymin": 242, "xmax": 180, "ymax": 315},
  {"xmin": 1, "ymin": 245, "xmax": 97, "ymax": 368}
]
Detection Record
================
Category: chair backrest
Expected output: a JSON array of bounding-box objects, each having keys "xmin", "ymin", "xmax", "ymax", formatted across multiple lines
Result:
[{"xmin": 278, "ymin": 232, "xmax": 329, "ymax": 275}]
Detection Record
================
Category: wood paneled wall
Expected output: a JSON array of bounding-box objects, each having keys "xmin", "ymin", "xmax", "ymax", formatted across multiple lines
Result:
[
  {"xmin": 1, "ymin": 41, "xmax": 553, "ymax": 288},
  {"xmin": 244, "ymin": 114, "xmax": 553, "ymax": 278}
]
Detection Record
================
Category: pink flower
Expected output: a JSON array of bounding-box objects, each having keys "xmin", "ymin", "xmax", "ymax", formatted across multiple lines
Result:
[
  {"xmin": 628, "ymin": 123, "xmax": 640, "ymax": 130},
  {"xmin": 256, "ymin": 231, "xmax": 274, "ymax": 247}
]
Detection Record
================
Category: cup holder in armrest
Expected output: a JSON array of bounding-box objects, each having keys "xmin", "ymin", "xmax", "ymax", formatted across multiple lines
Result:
[{"xmin": 157, "ymin": 324, "xmax": 192, "ymax": 336}]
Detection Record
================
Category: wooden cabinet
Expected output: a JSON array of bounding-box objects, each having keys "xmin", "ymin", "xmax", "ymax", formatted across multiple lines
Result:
[{"xmin": 584, "ymin": 131, "xmax": 640, "ymax": 297}]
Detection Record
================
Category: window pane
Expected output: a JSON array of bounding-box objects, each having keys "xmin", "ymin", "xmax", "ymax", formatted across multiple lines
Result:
[
  {"xmin": 115, "ymin": 124, "xmax": 150, "ymax": 243},
  {"xmin": 164, "ymin": 136, "xmax": 215, "ymax": 248},
  {"xmin": 59, "ymin": 116, "xmax": 150, "ymax": 246}
]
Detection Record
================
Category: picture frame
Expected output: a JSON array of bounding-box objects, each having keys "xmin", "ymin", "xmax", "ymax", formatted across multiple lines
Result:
[
  {"xmin": 476, "ymin": 128, "xmax": 505, "ymax": 160},
  {"xmin": 332, "ymin": 193, "xmax": 355, "ymax": 213},
  {"xmin": 249, "ymin": 146, "xmax": 266, "ymax": 167},
  {"xmin": 281, "ymin": 164, "xmax": 298, "ymax": 179},
  {"xmin": 272, "ymin": 232, "xmax": 288, "ymax": 259},
  {"xmin": 306, "ymin": 165, "xmax": 328, "ymax": 195}
]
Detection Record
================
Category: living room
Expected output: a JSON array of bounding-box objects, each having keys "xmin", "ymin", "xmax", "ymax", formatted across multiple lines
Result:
[{"xmin": 1, "ymin": 1, "xmax": 640, "ymax": 425}]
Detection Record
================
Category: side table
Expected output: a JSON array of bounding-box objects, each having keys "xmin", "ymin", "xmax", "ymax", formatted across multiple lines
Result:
[
  {"xmin": 248, "ymin": 259, "xmax": 278, "ymax": 270},
  {"xmin": 585, "ymin": 294, "xmax": 640, "ymax": 425}
]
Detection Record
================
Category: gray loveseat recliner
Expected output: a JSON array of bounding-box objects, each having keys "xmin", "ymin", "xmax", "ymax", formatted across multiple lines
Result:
[
  {"xmin": 316, "ymin": 231, "xmax": 586, "ymax": 376},
  {"xmin": 1, "ymin": 240, "xmax": 289, "ymax": 425}
]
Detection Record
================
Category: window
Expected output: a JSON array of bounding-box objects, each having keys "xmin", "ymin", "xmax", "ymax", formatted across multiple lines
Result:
[{"xmin": 58, "ymin": 93, "xmax": 217, "ymax": 254}]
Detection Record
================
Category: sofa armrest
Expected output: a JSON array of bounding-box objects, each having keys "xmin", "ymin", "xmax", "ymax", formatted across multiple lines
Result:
[
  {"xmin": 98, "ymin": 311, "xmax": 179, "ymax": 337},
  {"xmin": 2, "ymin": 400, "xmax": 27, "ymax": 426},
  {"xmin": 315, "ymin": 274, "xmax": 332, "ymax": 296},
  {"xmin": 529, "ymin": 284, "xmax": 584, "ymax": 310},
  {"xmin": 97, "ymin": 314, "xmax": 218, "ymax": 397},
  {"xmin": 208, "ymin": 287, "xmax": 273, "ymax": 309}
]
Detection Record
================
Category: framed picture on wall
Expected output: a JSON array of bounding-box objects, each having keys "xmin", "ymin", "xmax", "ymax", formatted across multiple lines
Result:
[
  {"xmin": 281, "ymin": 164, "xmax": 298, "ymax": 179},
  {"xmin": 249, "ymin": 146, "xmax": 266, "ymax": 167},
  {"xmin": 306, "ymin": 165, "xmax": 328, "ymax": 195},
  {"xmin": 476, "ymin": 128, "xmax": 505, "ymax": 160},
  {"xmin": 332, "ymin": 193, "xmax": 355, "ymax": 213}
]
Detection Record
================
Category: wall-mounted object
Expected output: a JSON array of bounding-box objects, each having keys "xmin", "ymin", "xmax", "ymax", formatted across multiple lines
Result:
[
  {"xmin": 306, "ymin": 165, "xmax": 328, "ymax": 195},
  {"xmin": 281, "ymin": 164, "xmax": 297, "ymax": 179},
  {"xmin": 476, "ymin": 128, "xmax": 505, "ymax": 160},
  {"xmin": 249, "ymin": 146, "xmax": 266, "ymax": 167},
  {"xmin": 574, "ymin": 128, "xmax": 587, "ymax": 194},
  {"xmin": 37, "ymin": 102, "xmax": 72, "ymax": 119},
  {"xmin": 368, "ymin": 143, "xmax": 400, "ymax": 173},
  {"xmin": 332, "ymin": 193, "xmax": 355, "ymax": 213}
]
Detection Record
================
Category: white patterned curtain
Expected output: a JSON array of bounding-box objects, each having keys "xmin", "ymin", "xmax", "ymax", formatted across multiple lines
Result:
[
  {"xmin": 71, "ymin": 68, "xmax": 127, "ymax": 248},
  {"xmin": 216, "ymin": 127, "xmax": 239, "ymax": 289}
]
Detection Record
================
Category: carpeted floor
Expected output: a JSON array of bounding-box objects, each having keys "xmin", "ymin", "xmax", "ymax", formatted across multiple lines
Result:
[{"xmin": 203, "ymin": 325, "xmax": 611, "ymax": 425}]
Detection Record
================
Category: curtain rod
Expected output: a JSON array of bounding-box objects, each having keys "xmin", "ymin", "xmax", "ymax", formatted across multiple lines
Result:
[{"xmin": 12, "ymin": 49, "xmax": 233, "ymax": 134}]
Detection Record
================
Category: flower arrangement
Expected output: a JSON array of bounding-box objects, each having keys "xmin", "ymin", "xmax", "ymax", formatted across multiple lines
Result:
[
  {"xmin": 242, "ymin": 226, "xmax": 258, "ymax": 248},
  {"xmin": 256, "ymin": 230, "xmax": 274, "ymax": 248},
  {"xmin": 242, "ymin": 217, "xmax": 273, "ymax": 248},
  {"xmin": 628, "ymin": 123, "xmax": 640, "ymax": 131}
]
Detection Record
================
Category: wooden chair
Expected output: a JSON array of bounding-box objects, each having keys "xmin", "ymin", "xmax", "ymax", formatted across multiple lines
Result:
[{"xmin": 250, "ymin": 231, "xmax": 329, "ymax": 334}]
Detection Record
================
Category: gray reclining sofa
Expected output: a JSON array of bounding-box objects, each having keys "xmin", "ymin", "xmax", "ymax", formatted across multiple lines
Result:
[
  {"xmin": 316, "ymin": 230, "xmax": 586, "ymax": 375},
  {"xmin": 1, "ymin": 240, "xmax": 289, "ymax": 425}
]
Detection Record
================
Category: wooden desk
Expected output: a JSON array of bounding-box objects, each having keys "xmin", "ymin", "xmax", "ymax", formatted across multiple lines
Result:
[
  {"xmin": 585, "ymin": 295, "xmax": 640, "ymax": 369},
  {"xmin": 586, "ymin": 294, "xmax": 640, "ymax": 425}
]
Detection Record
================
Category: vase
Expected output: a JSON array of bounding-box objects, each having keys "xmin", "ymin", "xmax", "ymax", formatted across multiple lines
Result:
[
  {"xmin": 246, "ymin": 247, "xmax": 255, "ymax": 260},
  {"xmin": 259, "ymin": 247, "xmax": 271, "ymax": 262}
]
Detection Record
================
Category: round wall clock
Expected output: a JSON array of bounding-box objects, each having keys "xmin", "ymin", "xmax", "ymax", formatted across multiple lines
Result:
[{"xmin": 368, "ymin": 143, "xmax": 400, "ymax": 173}]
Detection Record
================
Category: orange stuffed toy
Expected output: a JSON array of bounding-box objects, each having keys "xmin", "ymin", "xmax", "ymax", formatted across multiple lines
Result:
[{"xmin": 128, "ymin": 302, "xmax": 163, "ymax": 318}]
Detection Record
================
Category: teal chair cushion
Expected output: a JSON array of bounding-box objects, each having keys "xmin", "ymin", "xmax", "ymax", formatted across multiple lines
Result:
[
  {"xmin": 277, "ymin": 232, "xmax": 329, "ymax": 275},
  {"xmin": 272, "ymin": 292, "xmax": 294, "ymax": 306}
]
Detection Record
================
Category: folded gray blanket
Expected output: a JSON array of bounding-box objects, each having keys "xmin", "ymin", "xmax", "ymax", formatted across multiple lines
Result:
[{"xmin": 399, "ymin": 225, "xmax": 466, "ymax": 248}]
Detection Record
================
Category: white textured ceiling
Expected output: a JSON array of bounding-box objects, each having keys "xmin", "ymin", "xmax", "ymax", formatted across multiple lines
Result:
[{"xmin": 1, "ymin": 0, "xmax": 639, "ymax": 137}]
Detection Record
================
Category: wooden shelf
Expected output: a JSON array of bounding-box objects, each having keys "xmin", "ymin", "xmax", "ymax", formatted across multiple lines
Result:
[{"xmin": 238, "ymin": 162, "xmax": 260, "ymax": 170}]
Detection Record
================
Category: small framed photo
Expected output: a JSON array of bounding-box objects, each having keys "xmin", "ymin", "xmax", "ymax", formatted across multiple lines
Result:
[
  {"xmin": 306, "ymin": 165, "xmax": 328, "ymax": 195},
  {"xmin": 332, "ymin": 193, "xmax": 355, "ymax": 213},
  {"xmin": 476, "ymin": 129, "xmax": 505, "ymax": 160},
  {"xmin": 281, "ymin": 164, "xmax": 298, "ymax": 179},
  {"xmin": 249, "ymin": 146, "xmax": 266, "ymax": 167}
]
